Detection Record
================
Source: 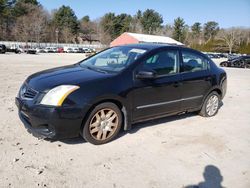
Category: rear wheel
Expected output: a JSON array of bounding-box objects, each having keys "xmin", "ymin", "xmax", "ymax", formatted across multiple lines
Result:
[
  {"xmin": 199, "ymin": 91, "xmax": 220, "ymax": 117},
  {"xmin": 82, "ymin": 102, "xmax": 122, "ymax": 145},
  {"xmin": 245, "ymin": 64, "xmax": 250, "ymax": 69}
]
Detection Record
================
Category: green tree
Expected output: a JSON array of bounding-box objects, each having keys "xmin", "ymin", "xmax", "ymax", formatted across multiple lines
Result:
[
  {"xmin": 100, "ymin": 13, "xmax": 132, "ymax": 41},
  {"xmin": 203, "ymin": 21, "xmax": 219, "ymax": 42},
  {"xmin": 191, "ymin": 22, "xmax": 202, "ymax": 37},
  {"xmin": 81, "ymin": 15, "xmax": 90, "ymax": 23},
  {"xmin": 53, "ymin": 5, "xmax": 79, "ymax": 36},
  {"xmin": 0, "ymin": 0, "xmax": 16, "ymax": 40},
  {"xmin": 173, "ymin": 17, "xmax": 186, "ymax": 43},
  {"xmin": 13, "ymin": 0, "xmax": 39, "ymax": 17},
  {"xmin": 140, "ymin": 9, "xmax": 163, "ymax": 34},
  {"xmin": 113, "ymin": 13, "xmax": 132, "ymax": 37},
  {"xmin": 100, "ymin": 12, "xmax": 116, "ymax": 40},
  {"xmin": 130, "ymin": 10, "xmax": 143, "ymax": 33},
  {"xmin": 136, "ymin": 10, "xmax": 142, "ymax": 20}
]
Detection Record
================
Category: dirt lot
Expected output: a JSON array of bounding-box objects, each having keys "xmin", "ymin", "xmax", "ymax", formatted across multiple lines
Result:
[{"xmin": 0, "ymin": 53, "xmax": 249, "ymax": 188}]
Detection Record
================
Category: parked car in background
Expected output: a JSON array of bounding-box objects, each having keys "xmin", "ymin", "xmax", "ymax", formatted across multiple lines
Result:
[
  {"xmin": 72, "ymin": 47, "xmax": 80, "ymax": 53},
  {"xmin": 83, "ymin": 48, "xmax": 92, "ymax": 53},
  {"xmin": 89, "ymin": 48, "xmax": 96, "ymax": 53},
  {"xmin": 26, "ymin": 48, "xmax": 37, "ymax": 54},
  {"xmin": 220, "ymin": 56, "xmax": 250, "ymax": 68},
  {"xmin": 36, "ymin": 48, "xmax": 46, "ymax": 53},
  {"xmin": 16, "ymin": 44, "xmax": 227, "ymax": 144},
  {"xmin": 7, "ymin": 45, "xmax": 22, "ymax": 54},
  {"xmin": 45, "ymin": 47, "xmax": 57, "ymax": 53},
  {"xmin": 0, "ymin": 44, "xmax": 7, "ymax": 54},
  {"xmin": 228, "ymin": 54, "xmax": 240, "ymax": 60},
  {"xmin": 78, "ymin": 48, "xmax": 85, "ymax": 53},
  {"xmin": 57, "ymin": 47, "xmax": 64, "ymax": 53},
  {"xmin": 206, "ymin": 53, "xmax": 220, "ymax": 59},
  {"xmin": 64, "ymin": 47, "xmax": 74, "ymax": 53}
]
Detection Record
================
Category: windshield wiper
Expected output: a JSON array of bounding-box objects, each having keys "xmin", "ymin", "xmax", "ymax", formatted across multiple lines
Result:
[{"xmin": 82, "ymin": 65, "xmax": 108, "ymax": 74}]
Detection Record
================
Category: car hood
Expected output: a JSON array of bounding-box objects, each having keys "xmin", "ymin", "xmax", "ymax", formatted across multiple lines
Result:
[{"xmin": 26, "ymin": 64, "xmax": 112, "ymax": 92}]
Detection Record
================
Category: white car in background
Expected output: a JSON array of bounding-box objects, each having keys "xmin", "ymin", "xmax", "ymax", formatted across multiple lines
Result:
[
  {"xmin": 45, "ymin": 47, "xmax": 55, "ymax": 53},
  {"xmin": 35, "ymin": 47, "xmax": 46, "ymax": 53},
  {"xmin": 72, "ymin": 47, "xmax": 80, "ymax": 53},
  {"xmin": 63, "ymin": 47, "xmax": 74, "ymax": 53}
]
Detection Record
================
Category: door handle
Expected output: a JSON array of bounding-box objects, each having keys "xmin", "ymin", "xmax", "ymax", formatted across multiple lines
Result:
[{"xmin": 205, "ymin": 77, "xmax": 212, "ymax": 81}]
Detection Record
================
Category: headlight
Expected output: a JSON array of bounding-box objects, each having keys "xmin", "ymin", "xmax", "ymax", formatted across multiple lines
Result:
[{"xmin": 40, "ymin": 85, "xmax": 80, "ymax": 106}]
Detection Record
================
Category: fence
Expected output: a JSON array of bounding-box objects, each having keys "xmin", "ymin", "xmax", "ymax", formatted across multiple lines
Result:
[{"xmin": 0, "ymin": 41, "xmax": 107, "ymax": 49}]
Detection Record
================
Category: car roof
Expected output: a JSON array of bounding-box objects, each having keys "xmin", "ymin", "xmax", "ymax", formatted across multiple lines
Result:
[{"xmin": 116, "ymin": 43, "xmax": 190, "ymax": 51}]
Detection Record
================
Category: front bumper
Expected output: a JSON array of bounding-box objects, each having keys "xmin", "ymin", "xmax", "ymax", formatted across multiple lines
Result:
[{"xmin": 15, "ymin": 97, "xmax": 90, "ymax": 139}]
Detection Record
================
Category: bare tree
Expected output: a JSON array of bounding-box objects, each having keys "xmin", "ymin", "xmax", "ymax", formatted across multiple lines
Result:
[
  {"xmin": 61, "ymin": 27, "xmax": 72, "ymax": 43},
  {"xmin": 13, "ymin": 15, "xmax": 31, "ymax": 43},
  {"xmin": 32, "ymin": 8, "xmax": 47, "ymax": 43},
  {"xmin": 13, "ymin": 4, "xmax": 47, "ymax": 44},
  {"xmin": 218, "ymin": 28, "xmax": 241, "ymax": 54},
  {"xmin": 79, "ymin": 18, "xmax": 97, "ymax": 44}
]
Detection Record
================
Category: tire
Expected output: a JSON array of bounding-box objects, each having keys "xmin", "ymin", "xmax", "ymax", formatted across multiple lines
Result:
[
  {"xmin": 220, "ymin": 62, "xmax": 228, "ymax": 67},
  {"xmin": 82, "ymin": 102, "xmax": 122, "ymax": 145},
  {"xmin": 199, "ymin": 91, "xmax": 220, "ymax": 117}
]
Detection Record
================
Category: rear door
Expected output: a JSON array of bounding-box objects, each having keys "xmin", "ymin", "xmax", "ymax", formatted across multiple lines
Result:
[{"xmin": 180, "ymin": 49, "xmax": 212, "ymax": 110}]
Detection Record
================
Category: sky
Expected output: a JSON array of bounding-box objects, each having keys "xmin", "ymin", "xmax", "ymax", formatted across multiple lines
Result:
[{"xmin": 39, "ymin": 0, "xmax": 250, "ymax": 28}]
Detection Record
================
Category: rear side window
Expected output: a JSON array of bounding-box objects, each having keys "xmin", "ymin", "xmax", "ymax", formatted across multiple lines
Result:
[
  {"xmin": 181, "ymin": 51, "xmax": 209, "ymax": 72},
  {"xmin": 143, "ymin": 50, "xmax": 179, "ymax": 75}
]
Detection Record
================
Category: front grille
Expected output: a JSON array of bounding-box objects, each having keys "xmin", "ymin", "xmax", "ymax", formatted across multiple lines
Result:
[{"xmin": 20, "ymin": 84, "xmax": 38, "ymax": 100}]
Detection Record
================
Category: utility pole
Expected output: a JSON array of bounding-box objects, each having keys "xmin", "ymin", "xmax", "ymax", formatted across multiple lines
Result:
[{"xmin": 55, "ymin": 29, "xmax": 59, "ymax": 46}]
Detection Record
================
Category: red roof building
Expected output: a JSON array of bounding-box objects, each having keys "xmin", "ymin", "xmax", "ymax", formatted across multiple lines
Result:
[{"xmin": 110, "ymin": 32, "xmax": 183, "ymax": 47}]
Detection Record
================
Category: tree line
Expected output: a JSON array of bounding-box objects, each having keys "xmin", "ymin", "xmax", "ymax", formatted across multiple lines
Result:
[{"xmin": 0, "ymin": 0, "xmax": 249, "ymax": 53}]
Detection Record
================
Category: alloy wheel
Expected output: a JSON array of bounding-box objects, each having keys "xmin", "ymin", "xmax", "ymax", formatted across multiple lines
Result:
[
  {"xmin": 206, "ymin": 95, "xmax": 219, "ymax": 116},
  {"xmin": 89, "ymin": 108, "xmax": 119, "ymax": 141}
]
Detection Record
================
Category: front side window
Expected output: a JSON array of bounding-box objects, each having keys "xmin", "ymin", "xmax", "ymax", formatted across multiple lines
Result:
[
  {"xmin": 80, "ymin": 47, "xmax": 147, "ymax": 73},
  {"xmin": 182, "ymin": 51, "xmax": 209, "ymax": 72},
  {"xmin": 143, "ymin": 50, "xmax": 179, "ymax": 75}
]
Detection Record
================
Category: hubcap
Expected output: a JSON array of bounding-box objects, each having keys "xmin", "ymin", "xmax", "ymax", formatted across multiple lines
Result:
[
  {"xmin": 206, "ymin": 95, "xmax": 219, "ymax": 116},
  {"xmin": 89, "ymin": 108, "xmax": 119, "ymax": 141}
]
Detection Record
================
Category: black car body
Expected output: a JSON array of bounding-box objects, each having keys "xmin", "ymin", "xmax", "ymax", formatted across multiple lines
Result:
[
  {"xmin": 220, "ymin": 56, "xmax": 250, "ymax": 68},
  {"xmin": 7, "ymin": 47, "xmax": 22, "ymax": 54},
  {"xmin": 0, "ymin": 44, "xmax": 7, "ymax": 54},
  {"xmin": 16, "ymin": 44, "xmax": 227, "ymax": 144}
]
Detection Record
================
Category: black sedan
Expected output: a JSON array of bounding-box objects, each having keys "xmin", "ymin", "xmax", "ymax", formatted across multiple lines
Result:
[
  {"xmin": 16, "ymin": 44, "xmax": 227, "ymax": 144},
  {"xmin": 220, "ymin": 56, "xmax": 250, "ymax": 68},
  {"xmin": 0, "ymin": 44, "xmax": 7, "ymax": 54}
]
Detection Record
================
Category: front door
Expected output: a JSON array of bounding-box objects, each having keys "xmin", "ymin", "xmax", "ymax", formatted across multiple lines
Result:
[
  {"xmin": 132, "ymin": 48, "xmax": 182, "ymax": 121},
  {"xmin": 180, "ymin": 49, "xmax": 212, "ymax": 110}
]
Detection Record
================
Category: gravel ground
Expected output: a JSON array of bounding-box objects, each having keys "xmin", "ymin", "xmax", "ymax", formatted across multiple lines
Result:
[{"xmin": 0, "ymin": 53, "xmax": 249, "ymax": 188}]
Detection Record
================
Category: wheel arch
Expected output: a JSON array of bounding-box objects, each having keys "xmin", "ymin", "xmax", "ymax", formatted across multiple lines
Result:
[
  {"xmin": 200, "ymin": 86, "xmax": 223, "ymax": 109},
  {"xmin": 80, "ymin": 97, "xmax": 131, "ymax": 133}
]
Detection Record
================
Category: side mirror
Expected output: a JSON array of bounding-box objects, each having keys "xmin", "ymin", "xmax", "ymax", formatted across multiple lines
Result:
[{"xmin": 136, "ymin": 70, "xmax": 156, "ymax": 79}]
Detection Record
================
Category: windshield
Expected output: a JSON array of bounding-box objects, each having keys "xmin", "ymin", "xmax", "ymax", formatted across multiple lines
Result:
[{"xmin": 79, "ymin": 46, "xmax": 147, "ymax": 73}]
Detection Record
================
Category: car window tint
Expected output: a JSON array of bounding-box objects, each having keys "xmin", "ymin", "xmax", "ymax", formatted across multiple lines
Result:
[
  {"xmin": 143, "ymin": 50, "xmax": 179, "ymax": 75},
  {"xmin": 182, "ymin": 51, "xmax": 208, "ymax": 72}
]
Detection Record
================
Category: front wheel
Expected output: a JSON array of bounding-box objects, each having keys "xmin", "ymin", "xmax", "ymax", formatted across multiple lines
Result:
[
  {"xmin": 199, "ymin": 91, "xmax": 220, "ymax": 117},
  {"xmin": 220, "ymin": 62, "xmax": 228, "ymax": 67},
  {"xmin": 82, "ymin": 102, "xmax": 122, "ymax": 145}
]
